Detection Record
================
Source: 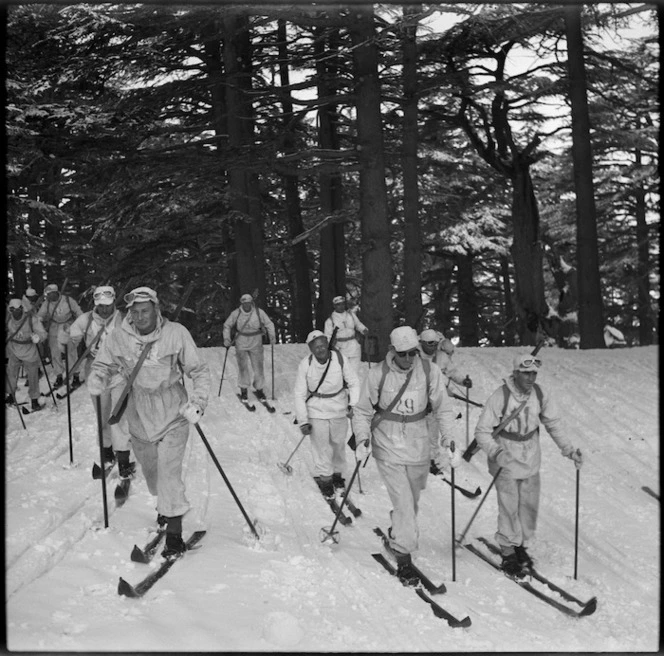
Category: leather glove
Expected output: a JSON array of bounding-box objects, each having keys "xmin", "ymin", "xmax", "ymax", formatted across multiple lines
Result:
[
  {"xmin": 346, "ymin": 405, "xmax": 354, "ymax": 419},
  {"xmin": 448, "ymin": 445, "xmax": 463, "ymax": 469},
  {"xmin": 300, "ymin": 423, "xmax": 312, "ymax": 436},
  {"xmin": 463, "ymin": 375, "xmax": 472, "ymax": 389},
  {"xmin": 494, "ymin": 448, "xmax": 513, "ymax": 468},
  {"xmin": 87, "ymin": 370, "xmax": 106, "ymax": 396},
  {"xmin": 568, "ymin": 448, "xmax": 583, "ymax": 469},
  {"xmin": 355, "ymin": 438, "xmax": 371, "ymax": 461},
  {"xmin": 224, "ymin": 339, "xmax": 231, "ymax": 348},
  {"xmin": 31, "ymin": 333, "xmax": 41, "ymax": 344},
  {"xmin": 180, "ymin": 401, "xmax": 203, "ymax": 424}
]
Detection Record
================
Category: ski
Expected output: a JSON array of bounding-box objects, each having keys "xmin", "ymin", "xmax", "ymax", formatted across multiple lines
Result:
[
  {"xmin": 373, "ymin": 527, "xmax": 447, "ymax": 595},
  {"xmin": 642, "ymin": 486, "xmax": 660, "ymax": 501},
  {"xmin": 476, "ymin": 538, "xmax": 597, "ymax": 610},
  {"xmin": 322, "ymin": 493, "xmax": 352, "ymax": 526},
  {"xmin": 462, "ymin": 541, "xmax": 596, "ymax": 618},
  {"xmin": 55, "ymin": 379, "xmax": 84, "ymax": 400},
  {"xmin": 429, "ymin": 462, "xmax": 482, "ymax": 499},
  {"xmin": 92, "ymin": 461, "xmax": 115, "ymax": 480},
  {"xmin": 118, "ymin": 530, "xmax": 206, "ymax": 598},
  {"xmin": 131, "ymin": 528, "xmax": 168, "ymax": 564},
  {"xmin": 114, "ymin": 479, "xmax": 132, "ymax": 507},
  {"xmin": 254, "ymin": 394, "xmax": 276, "ymax": 413},
  {"xmin": 343, "ymin": 495, "xmax": 362, "ymax": 518},
  {"xmin": 371, "ymin": 553, "xmax": 470, "ymax": 628},
  {"xmin": 237, "ymin": 394, "xmax": 256, "ymax": 412},
  {"xmin": 21, "ymin": 403, "xmax": 45, "ymax": 415}
]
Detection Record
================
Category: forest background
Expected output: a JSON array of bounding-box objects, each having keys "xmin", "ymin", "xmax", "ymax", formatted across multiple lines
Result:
[{"xmin": 5, "ymin": 2, "xmax": 660, "ymax": 357}]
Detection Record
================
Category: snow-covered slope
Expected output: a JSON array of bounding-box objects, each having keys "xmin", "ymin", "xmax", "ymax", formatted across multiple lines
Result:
[{"xmin": 4, "ymin": 345, "xmax": 659, "ymax": 652}]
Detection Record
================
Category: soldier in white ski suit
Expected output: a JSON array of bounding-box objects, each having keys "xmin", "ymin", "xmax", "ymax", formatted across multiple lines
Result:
[
  {"xmin": 352, "ymin": 326, "xmax": 459, "ymax": 574},
  {"xmin": 66, "ymin": 286, "xmax": 132, "ymax": 473},
  {"xmin": 293, "ymin": 330, "xmax": 360, "ymax": 496},
  {"xmin": 87, "ymin": 286, "xmax": 210, "ymax": 557},
  {"xmin": 37, "ymin": 283, "xmax": 83, "ymax": 385},
  {"xmin": 474, "ymin": 352, "xmax": 583, "ymax": 573},
  {"xmin": 222, "ymin": 293, "xmax": 276, "ymax": 401},
  {"xmin": 323, "ymin": 296, "xmax": 368, "ymax": 374},
  {"xmin": 418, "ymin": 329, "xmax": 473, "ymax": 456},
  {"xmin": 5, "ymin": 298, "xmax": 47, "ymax": 411}
]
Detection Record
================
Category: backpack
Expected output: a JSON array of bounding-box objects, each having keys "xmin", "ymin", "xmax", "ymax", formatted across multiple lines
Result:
[
  {"xmin": 375, "ymin": 355, "xmax": 431, "ymax": 409},
  {"xmin": 499, "ymin": 382, "xmax": 543, "ymax": 422}
]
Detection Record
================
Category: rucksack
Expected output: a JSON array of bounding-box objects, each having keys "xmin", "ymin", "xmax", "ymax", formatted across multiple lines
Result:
[
  {"xmin": 375, "ymin": 355, "xmax": 431, "ymax": 409},
  {"xmin": 499, "ymin": 382, "xmax": 543, "ymax": 421}
]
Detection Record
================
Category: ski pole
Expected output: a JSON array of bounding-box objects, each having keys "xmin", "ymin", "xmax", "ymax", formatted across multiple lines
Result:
[
  {"xmin": 574, "ymin": 453, "xmax": 581, "ymax": 580},
  {"xmin": 36, "ymin": 340, "xmax": 58, "ymax": 410},
  {"xmin": 5, "ymin": 371, "xmax": 27, "ymax": 430},
  {"xmin": 457, "ymin": 467, "xmax": 502, "ymax": 545},
  {"xmin": 194, "ymin": 423, "xmax": 260, "ymax": 540},
  {"xmin": 95, "ymin": 395, "xmax": 109, "ymax": 528},
  {"xmin": 465, "ymin": 385, "xmax": 470, "ymax": 448},
  {"xmin": 277, "ymin": 432, "xmax": 308, "ymax": 474},
  {"xmin": 450, "ymin": 442, "xmax": 456, "ymax": 581},
  {"xmin": 320, "ymin": 456, "xmax": 363, "ymax": 544},
  {"xmin": 218, "ymin": 344, "xmax": 232, "ymax": 397},
  {"xmin": 64, "ymin": 344, "xmax": 74, "ymax": 464}
]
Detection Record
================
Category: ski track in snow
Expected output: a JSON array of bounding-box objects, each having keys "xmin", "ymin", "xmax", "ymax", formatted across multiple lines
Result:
[{"xmin": 4, "ymin": 345, "xmax": 659, "ymax": 652}]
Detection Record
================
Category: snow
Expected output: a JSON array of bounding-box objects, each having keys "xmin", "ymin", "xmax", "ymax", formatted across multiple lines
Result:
[{"xmin": 4, "ymin": 344, "xmax": 660, "ymax": 652}]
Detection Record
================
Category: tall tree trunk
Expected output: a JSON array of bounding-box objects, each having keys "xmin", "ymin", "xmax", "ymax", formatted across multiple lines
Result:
[
  {"xmin": 223, "ymin": 14, "xmax": 263, "ymax": 301},
  {"xmin": 564, "ymin": 5, "xmax": 605, "ymax": 348},
  {"xmin": 349, "ymin": 7, "xmax": 393, "ymax": 357},
  {"xmin": 401, "ymin": 5, "xmax": 422, "ymax": 327},
  {"xmin": 315, "ymin": 26, "xmax": 345, "ymax": 328},
  {"xmin": 510, "ymin": 165, "xmax": 547, "ymax": 346},
  {"xmin": 456, "ymin": 253, "xmax": 479, "ymax": 346},
  {"xmin": 277, "ymin": 20, "xmax": 312, "ymax": 341},
  {"xmin": 634, "ymin": 146, "xmax": 653, "ymax": 345},
  {"xmin": 500, "ymin": 255, "xmax": 515, "ymax": 346}
]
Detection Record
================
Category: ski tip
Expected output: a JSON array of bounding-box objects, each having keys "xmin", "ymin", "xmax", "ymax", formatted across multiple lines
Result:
[
  {"xmin": 91, "ymin": 463, "xmax": 102, "ymax": 479},
  {"xmin": 450, "ymin": 615, "xmax": 472, "ymax": 629},
  {"xmin": 130, "ymin": 545, "xmax": 149, "ymax": 564},
  {"xmin": 117, "ymin": 577, "xmax": 139, "ymax": 598},
  {"xmin": 580, "ymin": 596, "xmax": 598, "ymax": 617}
]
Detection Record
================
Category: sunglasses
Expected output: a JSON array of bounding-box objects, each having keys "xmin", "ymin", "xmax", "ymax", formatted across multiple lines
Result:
[
  {"xmin": 422, "ymin": 341, "xmax": 439, "ymax": 346},
  {"xmin": 124, "ymin": 289, "xmax": 158, "ymax": 305},
  {"xmin": 518, "ymin": 358, "xmax": 542, "ymax": 368},
  {"xmin": 395, "ymin": 349, "xmax": 419, "ymax": 358}
]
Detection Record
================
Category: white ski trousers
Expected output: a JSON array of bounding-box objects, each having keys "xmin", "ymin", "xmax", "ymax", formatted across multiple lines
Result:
[
  {"xmin": 235, "ymin": 346, "xmax": 265, "ymax": 391},
  {"xmin": 309, "ymin": 416, "xmax": 349, "ymax": 478},
  {"xmin": 494, "ymin": 469, "xmax": 541, "ymax": 552},
  {"xmin": 88, "ymin": 386, "xmax": 130, "ymax": 452}
]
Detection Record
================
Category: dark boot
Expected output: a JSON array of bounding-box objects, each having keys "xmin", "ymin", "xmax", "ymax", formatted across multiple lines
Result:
[
  {"xmin": 395, "ymin": 552, "xmax": 419, "ymax": 586},
  {"xmin": 54, "ymin": 375, "xmax": 64, "ymax": 388},
  {"xmin": 71, "ymin": 374, "xmax": 82, "ymax": 389},
  {"xmin": 162, "ymin": 515, "xmax": 186, "ymax": 559},
  {"xmin": 332, "ymin": 473, "xmax": 346, "ymax": 490},
  {"xmin": 501, "ymin": 551, "xmax": 525, "ymax": 578},
  {"xmin": 314, "ymin": 476, "xmax": 335, "ymax": 499},
  {"xmin": 514, "ymin": 545, "xmax": 533, "ymax": 569},
  {"xmin": 5, "ymin": 394, "xmax": 15, "ymax": 405},
  {"xmin": 102, "ymin": 446, "xmax": 115, "ymax": 465},
  {"xmin": 240, "ymin": 388, "xmax": 248, "ymax": 400},
  {"xmin": 116, "ymin": 450, "xmax": 134, "ymax": 478},
  {"xmin": 31, "ymin": 398, "xmax": 41, "ymax": 411},
  {"xmin": 254, "ymin": 388, "xmax": 265, "ymax": 400}
]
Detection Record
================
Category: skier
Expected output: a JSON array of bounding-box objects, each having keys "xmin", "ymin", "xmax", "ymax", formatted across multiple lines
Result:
[
  {"xmin": 5, "ymin": 298, "xmax": 47, "ymax": 412},
  {"xmin": 222, "ymin": 293, "xmax": 276, "ymax": 404},
  {"xmin": 323, "ymin": 295, "xmax": 368, "ymax": 374},
  {"xmin": 21, "ymin": 287, "xmax": 39, "ymax": 313},
  {"xmin": 64, "ymin": 286, "xmax": 133, "ymax": 476},
  {"xmin": 36, "ymin": 282, "xmax": 83, "ymax": 388},
  {"xmin": 86, "ymin": 286, "xmax": 211, "ymax": 559},
  {"xmin": 293, "ymin": 330, "xmax": 360, "ymax": 498},
  {"xmin": 352, "ymin": 326, "xmax": 459, "ymax": 584},
  {"xmin": 473, "ymin": 352, "xmax": 583, "ymax": 577}
]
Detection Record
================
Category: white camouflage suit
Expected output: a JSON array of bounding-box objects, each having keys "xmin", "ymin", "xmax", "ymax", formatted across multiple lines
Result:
[
  {"xmin": 222, "ymin": 305, "xmax": 275, "ymax": 392},
  {"xmin": 37, "ymin": 294, "xmax": 83, "ymax": 377},
  {"xmin": 474, "ymin": 375, "xmax": 575, "ymax": 552},
  {"xmin": 69, "ymin": 309, "xmax": 130, "ymax": 452},
  {"xmin": 293, "ymin": 349, "xmax": 360, "ymax": 480},
  {"xmin": 90, "ymin": 311, "xmax": 210, "ymax": 518},
  {"xmin": 323, "ymin": 310, "xmax": 368, "ymax": 374},
  {"xmin": 352, "ymin": 352, "xmax": 456, "ymax": 555}
]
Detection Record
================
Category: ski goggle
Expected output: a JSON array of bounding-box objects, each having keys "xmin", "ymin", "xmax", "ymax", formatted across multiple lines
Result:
[
  {"xmin": 517, "ymin": 357, "xmax": 542, "ymax": 369},
  {"xmin": 395, "ymin": 349, "xmax": 419, "ymax": 358},
  {"xmin": 124, "ymin": 287, "xmax": 158, "ymax": 307},
  {"xmin": 93, "ymin": 287, "xmax": 115, "ymax": 301}
]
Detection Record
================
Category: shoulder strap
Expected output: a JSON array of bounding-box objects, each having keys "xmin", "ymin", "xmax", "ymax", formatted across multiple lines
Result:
[
  {"xmin": 305, "ymin": 353, "xmax": 334, "ymax": 402},
  {"xmin": 500, "ymin": 383, "xmax": 511, "ymax": 420},
  {"xmin": 372, "ymin": 363, "xmax": 416, "ymax": 430}
]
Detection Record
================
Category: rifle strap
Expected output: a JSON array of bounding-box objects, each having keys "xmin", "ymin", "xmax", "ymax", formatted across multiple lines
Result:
[
  {"xmin": 371, "ymin": 365, "xmax": 415, "ymax": 431},
  {"xmin": 108, "ymin": 341, "xmax": 153, "ymax": 424}
]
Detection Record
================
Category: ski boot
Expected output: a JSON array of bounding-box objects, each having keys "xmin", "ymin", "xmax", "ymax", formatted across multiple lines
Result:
[
  {"xmin": 161, "ymin": 533, "xmax": 186, "ymax": 560},
  {"xmin": 332, "ymin": 472, "xmax": 346, "ymax": 490},
  {"xmin": 395, "ymin": 552, "xmax": 419, "ymax": 587}
]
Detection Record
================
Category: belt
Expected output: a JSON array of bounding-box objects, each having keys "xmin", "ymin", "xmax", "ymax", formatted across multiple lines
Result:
[
  {"xmin": 373, "ymin": 407, "xmax": 430, "ymax": 424},
  {"xmin": 498, "ymin": 427, "xmax": 539, "ymax": 442},
  {"xmin": 308, "ymin": 387, "xmax": 345, "ymax": 399},
  {"xmin": 335, "ymin": 335, "xmax": 356, "ymax": 342},
  {"xmin": 238, "ymin": 330, "xmax": 262, "ymax": 336}
]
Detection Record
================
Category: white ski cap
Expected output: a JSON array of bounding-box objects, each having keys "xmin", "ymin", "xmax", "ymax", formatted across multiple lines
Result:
[
  {"xmin": 44, "ymin": 283, "xmax": 59, "ymax": 294},
  {"xmin": 419, "ymin": 329, "xmax": 440, "ymax": 343},
  {"xmin": 390, "ymin": 326, "xmax": 419, "ymax": 352},
  {"xmin": 25, "ymin": 288, "xmax": 38, "ymax": 297},
  {"xmin": 513, "ymin": 353, "xmax": 542, "ymax": 372},
  {"xmin": 8, "ymin": 298, "xmax": 22, "ymax": 309},
  {"xmin": 240, "ymin": 293, "xmax": 253, "ymax": 303},
  {"xmin": 306, "ymin": 330, "xmax": 327, "ymax": 345},
  {"xmin": 332, "ymin": 296, "xmax": 345, "ymax": 305}
]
